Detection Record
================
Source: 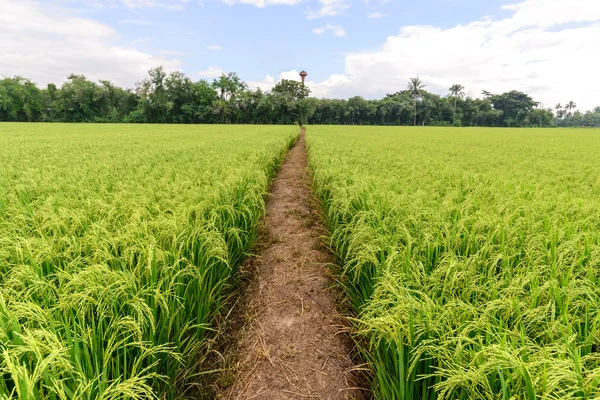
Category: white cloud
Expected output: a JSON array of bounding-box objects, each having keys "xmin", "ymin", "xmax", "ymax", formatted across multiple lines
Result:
[
  {"xmin": 366, "ymin": 12, "xmax": 384, "ymax": 19},
  {"xmin": 307, "ymin": 0, "xmax": 349, "ymax": 19},
  {"xmin": 0, "ymin": 0, "xmax": 182, "ymax": 88},
  {"xmin": 287, "ymin": 0, "xmax": 600, "ymax": 109},
  {"xmin": 220, "ymin": 0, "xmax": 301, "ymax": 8},
  {"xmin": 197, "ymin": 66, "xmax": 226, "ymax": 78},
  {"xmin": 312, "ymin": 24, "xmax": 346, "ymax": 37},
  {"xmin": 307, "ymin": 74, "xmax": 352, "ymax": 98},
  {"xmin": 247, "ymin": 69, "xmax": 351, "ymax": 98},
  {"xmin": 207, "ymin": 45, "xmax": 222, "ymax": 50},
  {"xmin": 248, "ymin": 70, "xmax": 301, "ymax": 92},
  {"xmin": 118, "ymin": 19, "xmax": 154, "ymax": 24}
]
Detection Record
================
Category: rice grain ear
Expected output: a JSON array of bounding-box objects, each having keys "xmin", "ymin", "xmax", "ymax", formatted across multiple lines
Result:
[{"xmin": 0, "ymin": 124, "xmax": 297, "ymax": 399}]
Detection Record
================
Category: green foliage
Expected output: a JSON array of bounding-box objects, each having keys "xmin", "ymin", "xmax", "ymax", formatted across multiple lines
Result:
[
  {"xmin": 307, "ymin": 126, "xmax": 600, "ymax": 400},
  {"xmin": 449, "ymin": 84, "xmax": 465, "ymax": 123},
  {"xmin": 0, "ymin": 68, "xmax": 568, "ymax": 127},
  {"xmin": 525, "ymin": 108, "xmax": 554, "ymax": 127},
  {"xmin": 270, "ymin": 80, "xmax": 314, "ymax": 126},
  {"xmin": 0, "ymin": 77, "xmax": 43, "ymax": 122},
  {"xmin": 296, "ymin": 98, "xmax": 317, "ymax": 127},
  {"xmin": 557, "ymin": 107, "xmax": 600, "ymax": 127},
  {"xmin": 213, "ymin": 72, "xmax": 247, "ymax": 101},
  {"xmin": 489, "ymin": 91, "xmax": 538, "ymax": 127},
  {"xmin": 271, "ymin": 79, "xmax": 311, "ymax": 100},
  {"xmin": 0, "ymin": 124, "xmax": 297, "ymax": 399},
  {"xmin": 408, "ymin": 77, "xmax": 426, "ymax": 126}
]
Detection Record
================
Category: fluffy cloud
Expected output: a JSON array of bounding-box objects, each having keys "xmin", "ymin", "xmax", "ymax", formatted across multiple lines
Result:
[
  {"xmin": 248, "ymin": 70, "xmax": 298, "ymax": 92},
  {"xmin": 0, "ymin": 0, "xmax": 182, "ymax": 88},
  {"xmin": 312, "ymin": 24, "xmax": 346, "ymax": 36},
  {"xmin": 248, "ymin": 69, "xmax": 351, "ymax": 98},
  {"xmin": 291, "ymin": 0, "xmax": 600, "ymax": 109},
  {"xmin": 366, "ymin": 12, "xmax": 384, "ymax": 19},
  {"xmin": 197, "ymin": 67, "xmax": 226, "ymax": 78},
  {"xmin": 307, "ymin": 0, "xmax": 349, "ymax": 19}
]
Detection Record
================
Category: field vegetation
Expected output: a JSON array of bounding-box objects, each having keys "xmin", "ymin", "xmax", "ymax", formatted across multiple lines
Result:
[
  {"xmin": 307, "ymin": 126, "xmax": 600, "ymax": 399},
  {"xmin": 0, "ymin": 123, "xmax": 296, "ymax": 399}
]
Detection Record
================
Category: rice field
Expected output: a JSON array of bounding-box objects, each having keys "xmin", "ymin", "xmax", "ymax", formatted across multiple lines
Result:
[
  {"xmin": 0, "ymin": 123, "xmax": 296, "ymax": 399},
  {"xmin": 4, "ymin": 123, "xmax": 600, "ymax": 399},
  {"xmin": 307, "ymin": 126, "xmax": 600, "ymax": 399}
]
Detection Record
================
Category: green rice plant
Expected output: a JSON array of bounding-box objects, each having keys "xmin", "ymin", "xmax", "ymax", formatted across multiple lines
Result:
[
  {"xmin": 307, "ymin": 126, "xmax": 600, "ymax": 399},
  {"xmin": 0, "ymin": 123, "xmax": 297, "ymax": 399}
]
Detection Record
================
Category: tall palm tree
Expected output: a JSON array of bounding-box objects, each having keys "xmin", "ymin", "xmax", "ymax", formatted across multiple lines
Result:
[
  {"xmin": 554, "ymin": 103, "xmax": 563, "ymax": 119},
  {"xmin": 449, "ymin": 84, "xmax": 465, "ymax": 122},
  {"xmin": 408, "ymin": 77, "xmax": 426, "ymax": 126},
  {"xmin": 566, "ymin": 101, "xmax": 577, "ymax": 116}
]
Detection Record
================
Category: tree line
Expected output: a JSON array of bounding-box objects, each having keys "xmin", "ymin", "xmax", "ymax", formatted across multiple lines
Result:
[{"xmin": 1, "ymin": 67, "xmax": 598, "ymax": 127}]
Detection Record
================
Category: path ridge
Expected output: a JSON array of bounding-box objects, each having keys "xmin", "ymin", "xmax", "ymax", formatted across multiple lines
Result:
[{"xmin": 221, "ymin": 130, "xmax": 362, "ymax": 400}]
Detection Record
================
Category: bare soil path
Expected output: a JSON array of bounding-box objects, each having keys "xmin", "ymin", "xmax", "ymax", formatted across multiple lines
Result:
[{"xmin": 220, "ymin": 130, "xmax": 362, "ymax": 400}]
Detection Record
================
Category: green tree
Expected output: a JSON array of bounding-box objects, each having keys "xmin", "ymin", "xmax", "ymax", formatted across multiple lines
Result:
[
  {"xmin": 407, "ymin": 77, "xmax": 426, "ymax": 126},
  {"xmin": 189, "ymin": 80, "xmax": 218, "ymax": 123},
  {"xmin": 296, "ymin": 98, "xmax": 317, "ymax": 127},
  {"xmin": 490, "ymin": 91, "xmax": 537, "ymax": 127},
  {"xmin": 554, "ymin": 103, "xmax": 564, "ymax": 119},
  {"xmin": 272, "ymin": 79, "xmax": 310, "ymax": 100},
  {"xmin": 56, "ymin": 74, "xmax": 106, "ymax": 122},
  {"xmin": 0, "ymin": 77, "xmax": 44, "ymax": 121},
  {"xmin": 566, "ymin": 101, "xmax": 577, "ymax": 117},
  {"xmin": 525, "ymin": 108, "xmax": 554, "ymax": 127},
  {"xmin": 133, "ymin": 67, "xmax": 173, "ymax": 123},
  {"xmin": 213, "ymin": 72, "xmax": 247, "ymax": 101},
  {"xmin": 211, "ymin": 73, "xmax": 247, "ymax": 123},
  {"xmin": 449, "ymin": 84, "xmax": 465, "ymax": 123}
]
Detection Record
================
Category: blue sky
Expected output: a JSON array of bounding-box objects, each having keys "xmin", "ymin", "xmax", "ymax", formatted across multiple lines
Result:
[
  {"xmin": 69, "ymin": 0, "xmax": 511, "ymax": 83},
  {"xmin": 2, "ymin": 0, "xmax": 600, "ymax": 109}
]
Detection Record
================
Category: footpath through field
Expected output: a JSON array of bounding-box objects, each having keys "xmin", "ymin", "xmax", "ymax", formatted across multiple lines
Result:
[{"xmin": 221, "ymin": 130, "xmax": 363, "ymax": 400}]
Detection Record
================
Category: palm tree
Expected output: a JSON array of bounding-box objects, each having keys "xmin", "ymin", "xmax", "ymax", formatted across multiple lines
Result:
[
  {"xmin": 449, "ymin": 84, "xmax": 465, "ymax": 122},
  {"xmin": 566, "ymin": 101, "xmax": 577, "ymax": 116},
  {"xmin": 407, "ymin": 77, "xmax": 426, "ymax": 126},
  {"xmin": 554, "ymin": 103, "xmax": 563, "ymax": 119}
]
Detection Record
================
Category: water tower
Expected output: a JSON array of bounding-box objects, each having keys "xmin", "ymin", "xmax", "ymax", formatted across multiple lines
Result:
[{"xmin": 299, "ymin": 70, "xmax": 308, "ymax": 84}]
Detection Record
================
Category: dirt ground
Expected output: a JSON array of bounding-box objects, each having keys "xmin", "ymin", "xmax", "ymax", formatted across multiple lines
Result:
[{"xmin": 219, "ymin": 130, "xmax": 364, "ymax": 400}]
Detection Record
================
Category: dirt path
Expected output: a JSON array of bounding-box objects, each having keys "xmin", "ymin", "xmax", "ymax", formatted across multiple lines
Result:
[{"xmin": 220, "ymin": 130, "xmax": 362, "ymax": 400}]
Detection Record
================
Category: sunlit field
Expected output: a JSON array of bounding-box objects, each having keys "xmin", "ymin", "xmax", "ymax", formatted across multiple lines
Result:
[
  {"xmin": 3, "ymin": 122, "xmax": 600, "ymax": 399},
  {"xmin": 0, "ymin": 123, "xmax": 296, "ymax": 399},
  {"xmin": 307, "ymin": 126, "xmax": 600, "ymax": 399}
]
